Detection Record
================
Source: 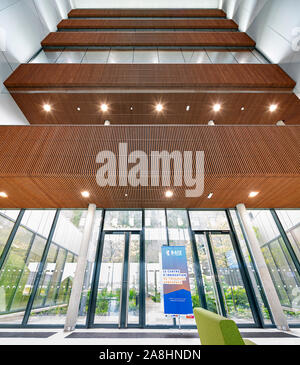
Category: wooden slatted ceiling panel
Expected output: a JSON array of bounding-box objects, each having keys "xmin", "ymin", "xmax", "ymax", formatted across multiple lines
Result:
[
  {"xmin": 68, "ymin": 9, "xmax": 227, "ymax": 18},
  {"xmin": 7, "ymin": 92, "xmax": 300, "ymax": 125},
  {"xmin": 5, "ymin": 64, "xmax": 295, "ymax": 90},
  {"xmin": 0, "ymin": 126, "xmax": 299, "ymax": 208},
  {"xmin": 41, "ymin": 31, "xmax": 255, "ymax": 47},
  {"xmin": 57, "ymin": 19, "xmax": 238, "ymax": 29}
]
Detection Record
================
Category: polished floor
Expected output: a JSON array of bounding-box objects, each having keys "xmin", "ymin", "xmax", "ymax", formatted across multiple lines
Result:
[{"xmin": 0, "ymin": 328, "xmax": 300, "ymax": 345}]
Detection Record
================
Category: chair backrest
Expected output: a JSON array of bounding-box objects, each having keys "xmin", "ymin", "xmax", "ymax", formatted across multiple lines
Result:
[{"xmin": 193, "ymin": 307, "xmax": 245, "ymax": 345}]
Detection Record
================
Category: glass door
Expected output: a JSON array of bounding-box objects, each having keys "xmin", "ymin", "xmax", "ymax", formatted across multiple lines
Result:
[
  {"xmin": 194, "ymin": 232, "xmax": 255, "ymax": 324},
  {"xmin": 90, "ymin": 231, "xmax": 141, "ymax": 328}
]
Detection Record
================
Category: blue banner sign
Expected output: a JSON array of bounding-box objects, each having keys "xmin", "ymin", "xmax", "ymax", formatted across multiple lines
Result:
[{"xmin": 161, "ymin": 246, "xmax": 193, "ymax": 315}]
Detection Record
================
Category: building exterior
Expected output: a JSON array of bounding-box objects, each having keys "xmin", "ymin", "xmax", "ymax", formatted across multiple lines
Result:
[{"xmin": 0, "ymin": 0, "xmax": 299, "ymax": 331}]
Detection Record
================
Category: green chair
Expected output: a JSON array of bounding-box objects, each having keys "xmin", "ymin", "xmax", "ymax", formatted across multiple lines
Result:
[{"xmin": 193, "ymin": 307, "xmax": 256, "ymax": 345}]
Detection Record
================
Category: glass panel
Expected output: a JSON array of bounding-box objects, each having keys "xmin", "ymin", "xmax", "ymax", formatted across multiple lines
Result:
[
  {"xmin": 249, "ymin": 210, "xmax": 300, "ymax": 323},
  {"xmin": 0, "ymin": 227, "xmax": 34, "ymax": 324},
  {"xmin": 207, "ymin": 51, "xmax": 237, "ymax": 64},
  {"xmin": 30, "ymin": 51, "xmax": 62, "ymax": 63},
  {"xmin": 195, "ymin": 234, "xmax": 219, "ymax": 314},
  {"xmin": 94, "ymin": 234, "xmax": 125, "ymax": 324},
  {"xmin": 276, "ymin": 210, "xmax": 300, "ymax": 262},
  {"xmin": 210, "ymin": 234, "xmax": 255, "ymax": 323},
  {"xmin": 0, "ymin": 212, "xmax": 18, "ymax": 257},
  {"xmin": 189, "ymin": 210, "xmax": 229, "ymax": 231},
  {"xmin": 77, "ymin": 210, "xmax": 103, "ymax": 325},
  {"xmin": 9, "ymin": 236, "xmax": 47, "ymax": 313},
  {"xmin": 128, "ymin": 234, "xmax": 140, "ymax": 324},
  {"xmin": 28, "ymin": 209, "xmax": 87, "ymax": 324},
  {"xmin": 167, "ymin": 210, "xmax": 198, "ymax": 325},
  {"xmin": 104, "ymin": 210, "xmax": 142, "ymax": 231},
  {"xmin": 21, "ymin": 210, "xmax": 56, "ymax": 237},
  {"xmin": 232, "ymin": 51, "xmax": 261, "ymax": 64},
  {"xmin": 82, "ymin": 50, "xmax": 110, "ymax": 63},
  {"xmin": 56, "ymin": 51, "xmax": 85, "ymax": 63},
  {"xmin": 133, "ymin": 50, "xmax": 158, "ymax": 63},
  {"xmin": 0, "ymin": 209, "xmax": 56, "ymax": 324},
  {"xmin": 145, "ymin": 210, "xmax": 172, "ymax": 325},
  {"xmin": 107, "ymin": 50, "xmax": 133, "ymax": 63},
  {"xmin": 229, "ymin": 210, "xmax": 272, "ymax": 323}
]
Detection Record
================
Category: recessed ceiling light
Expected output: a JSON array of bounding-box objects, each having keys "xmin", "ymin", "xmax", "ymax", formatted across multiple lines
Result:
[
  {"xmin": 165, "ymin": 190, "xmax": 173, "ymax": 198},
  {"xmin": 43, "ymin": 104, "xmax": 51, "ymax": 112},
  {"xmin": 213, "ymin": 103, "xmax": 221, "ymax": 112},
  {"xmin": 0, "ymin": 192, "xmax": 8, "ymax": 198},
  {"xmin": 130, "ymin": 106, "xmax": 133, "ymax": 111},
  {"xmin": 269, "ymin": 104, "xmax": 278, "ymax": 112},
  {"xmin": 104, "ymin": 120, "xmax": 111, "ymax": 126},
  {"xmin": 100, "ymin": 103, "xmax": 108, "ymax": 112},
  {"xmin": 77, "ymin": 107, "xmax": 81, "ymax": 111},
  {"xmin": 81, "ymin": 191, "xmax": 90, "ymax": 198},
  {"xmin": 186, "ymin": 105, "xmax": 190, "ymax": 111},
  {"xmin": 249, "ymin": 191, "xmax": 259, "ymax": 198},
  {"xmin": 241, "ymin": 107, "xmax": 245, "ymax": 111},
  {"xmin": 156, "ymin": 103, "xmax": 163, "ymax": 112},
  {"xmin": 207, "ymin": 193, "xmax": 213, "ymax": 199},
  {"xmin": 276, "ymin": 120, "xmax": 286, "ymax": 126}
]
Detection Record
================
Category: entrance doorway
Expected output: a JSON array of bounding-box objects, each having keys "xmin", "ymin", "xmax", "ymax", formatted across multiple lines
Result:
[
  {"xmin": 88, "ymin": 231, "xmax": 143, "ymax": 328},
  {"xmin": 85, "ymin": 209, "xmax": 268, "ymax": 329}
]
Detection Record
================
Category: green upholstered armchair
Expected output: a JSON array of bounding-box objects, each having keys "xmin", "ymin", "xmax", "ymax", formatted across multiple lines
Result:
[{"xmin": 194, "ymin": 307, "xmax": 256, "ymax": 345}]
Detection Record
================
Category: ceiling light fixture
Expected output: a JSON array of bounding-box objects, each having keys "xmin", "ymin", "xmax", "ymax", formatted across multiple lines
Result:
[
  {"xmin": 241, "ymin": 107, "xmax": 245, "ymax": 111},
  {"xmin": 269, "ymin": 104, "xmax": 278, "ymax": 112},
  {"xmin": 156, "ymin": 103, "xmax": 163, "ymax": 112},
  {"xmin": 213, "ymin": 103, "xmax": 221, "ymax": 112},
  {"xmin": 276, "ymin": 120, "xmax": 286, "ymax": 126},
  {"xmin": 43, "ymin": 104, "xmax": 51, "ymax": 112},
  {"xmin": 186, "ymin": 105, "xmax": 190, "ymax": 111},
  {"xmin": 77, "ymin": 107, "xmax": 81, "ymax": 111},
  {"xmin": 249, "ymin": 191, "xmax": 259, "ymax": 198},
  {"xmin": 104, "ymin": 120, "xmax": 111, "ymax": 126},
  {"xmin": 100, "ymin": 103, "xmax": 108, "ymax": 112},
  {"xmin": 81, "ymin": 191, "xmax": 90, "ymax": 198},
  {"xmin": 208, "ymin": 120, "xmax": 215, "ymax": 126},
  {"xmin": 0, "ymin": 192, "xmax": 8, "ymax": 198},
  {"xmin": 165, "ymin": 190, "xmax": 173, "ymax": 198},
  {"xmin": 207, "ymin": 193, "xmax": 213, "ymax": 199}
]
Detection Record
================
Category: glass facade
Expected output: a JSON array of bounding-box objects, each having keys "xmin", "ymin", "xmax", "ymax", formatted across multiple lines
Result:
[
  {"xmin": 248, "ymin": 210, "xmax": 300, "ymax": 323},
  {"xmin": 30, "ymin": 49, "xmax": 269, "ymax": 65},
  {"xmin": 0, "ymin": 208, "xmax": 299, "ymax": 328}
]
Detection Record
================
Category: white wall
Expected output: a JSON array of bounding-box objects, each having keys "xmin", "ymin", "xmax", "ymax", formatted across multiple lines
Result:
[
  {"xmin": 0, "ymin": 0, "xmax": 73, "ymax": 125},
  {"xmin": 222, "ymin": 0, "xmax": 300, "ymax": 96},
  {"xmin": 72, "ymin": 0, "xmax": 220, "ymax": 8}
]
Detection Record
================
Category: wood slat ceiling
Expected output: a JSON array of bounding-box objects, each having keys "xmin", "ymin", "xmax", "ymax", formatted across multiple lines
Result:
[
  {"xmin": 5, "ymin": 64, "xmax": 294, "ymax": 91},
  {"xmin": 0, "ymin": 125, "xmax": 299, "ymax": 209},
  {"xmin": 6, "ymin": 64, "xmax": 299, "ymax": 125},
  {"xmin": 68, "ymin": 9, "xmax": 227, "ymax": 18},
  {"xmin": 41, "ymin": 31, "xmax": 255, "ymax": 47},
  {"xmin": 57, "ymin": 19, "xmax": 238, "ymax": 30},
  {"xmin": 7, "ymin": 92, "xmax": 300, "ymax": 125}
]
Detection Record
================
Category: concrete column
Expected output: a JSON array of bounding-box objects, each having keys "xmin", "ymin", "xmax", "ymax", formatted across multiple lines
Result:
[
  {"xmin": 64, "ymin": 204, "xmax": 96, "ymax": 332},
  {"xmin": 236, "ymin": 203, "xmax": 289, "ymax": 331}
]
